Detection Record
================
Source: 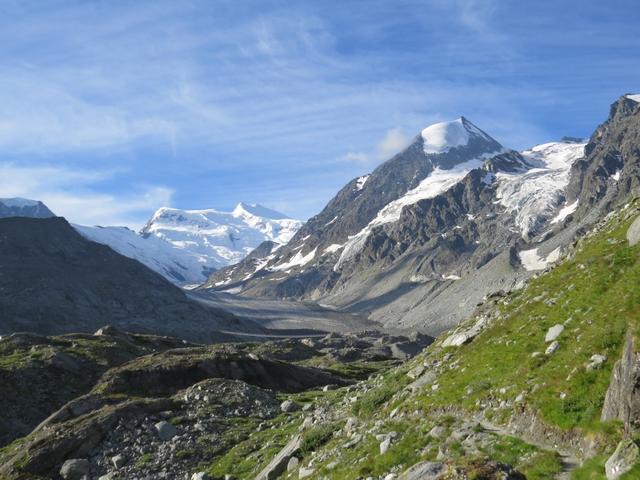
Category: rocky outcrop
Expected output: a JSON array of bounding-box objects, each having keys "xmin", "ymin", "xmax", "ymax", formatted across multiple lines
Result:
[
  {"xmin": 601, "ymin": 333, "xmax": 640, "ymax": 432},
  {"xmin": 255, "ymin": 434, "xmax": 303, "ymax": 480},
  {"xmin": 605, "ymin": 439, "xmax": 640, "ymax": 479}
]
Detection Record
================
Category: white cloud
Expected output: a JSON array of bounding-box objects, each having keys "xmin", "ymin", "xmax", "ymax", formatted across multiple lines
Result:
[
  {"xmin": 343, "ymin": 127, "xmax": 411, "ymax": 165},
  {"xmin": 0, "ymin": 163, "xmax": 172, "ymax": 228}
]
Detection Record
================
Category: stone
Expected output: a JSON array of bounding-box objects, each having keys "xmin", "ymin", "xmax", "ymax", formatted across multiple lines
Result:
[
  {"xmin": 627, "ymin": 215, "xmax": 640, "ymax": 246},
  {"xmin": 111, "ymin": 453, "xmax": 126, "ymax": 468},
  {"xmin": 398, "ymin": 461, "xmax": 445, "ymax": 480},
  {"xmin": 287, "ymin": 456, "xmax": 300, "ymax": 471},
  {"xmin": 545, "ymin": 324, "xmax": 564, "ymax": 342},
  {"xmin": 60, "ymin": 459, "xmax": 90, "ymax": 480},
  {"xmin": 255, "ymin": 434, "xmax": 302, "ymax": 480},
  {"xmin": 380, "ymin": 437, "xmax": 392, "ymax": 454},
  {"xmin": 280, "ymin": 400, "xmax": 301, "ymax": 413},
  {"xmin": 587, "ymin": 354, "xmax": 607, "ymax": 371},
  {"xmin": 323, "ymin": 384, "xmax": 338, "ymax": 391},
  {"xmin": 299, "ymin": 467, "xmax": 315, "ymax": 478},
  {"xmin": 605, "ymin": 439, "xmax": 640, "ymax": 479},
  {"xmin": 191, "ymin": 473, "xmax": 211, "ymax": 480},
  {"xmin": 154, "ymin": 420, "xmax": 177, "ymax": 441},
  {"xmin": 602, "ymin": 335, "xmax": 640, "ymax": 430},
  {"xmin": 545, "ymin": 341, "xmax": 560, "ymax": 355},
  {"xmin": 428, "ymin": 426, "xmax": 447, "ymax": 438},
  {"xmin": 98, "ymin": 474, "xmax": 115, "ymax": 480}
]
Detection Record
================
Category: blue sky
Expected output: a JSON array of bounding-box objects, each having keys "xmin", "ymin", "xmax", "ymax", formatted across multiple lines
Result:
[{"xmin": 1, "ymin": 0, "xmax": 639, "ymax": 227}]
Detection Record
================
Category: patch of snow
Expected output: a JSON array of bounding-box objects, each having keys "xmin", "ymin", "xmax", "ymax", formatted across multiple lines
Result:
[
  {"xmin": 421, "ymin": 118, "xmax": 470, "ymax": 154},
  {"xmin": 482, "ymin": 172, "xmax": 495, "ymax": 185},
  {"xmin": 495, "ymin": 141, "xmax": 586, "ymax": 237},
  {"xmin": 323, "ymin": 243, "xmax": 344, "ymax": 254},
  {"xmin": 356, "ymin": 175, "xmax": 370, "ymax": 190},
  {"xmin": 626, "ymin": 94, "xmax": 640, "ymax": 103},
  {"xmin": 270, "ymin": 247, "xmax": 317, "ymax": 272},
  {"xmin": 325, "ymin": 216, "xmax": 338, "ymax": 227},
  {"xmin": 442, "ymin": 274, "xmax": 461, "ymax": 280},
  {"xmin": 550, "ymin": 200, "xmax": 579, "ymax": 225},
  {"xmin": 612, "ymin": 170, "xmax": 622, "ymax": 181},
  {"xmin": 519, "ymin": 246, "xmax": 562, "ymax": 271}
]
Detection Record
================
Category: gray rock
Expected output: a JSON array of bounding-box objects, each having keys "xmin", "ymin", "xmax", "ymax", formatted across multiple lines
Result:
[
  {"xmin": 60, "ymin": 458, "xmax": 90, "ymax": 480},
  {"xmin": 605, "ymin": 439, "xmax": 640, "ymax": 479},
  {"xmin": 545, "ymin": 324, "xmax": 564, "ymax": 342},
  {"xmin": 380, "ymin": 437, "xmax": 392, "ymax": 454},
  {"xmin": 154, "ymin": 420, "xmax": 177, "ymax": 441},
  {"xmin": 398, "ymin": 461, "xmax": 445, "ymax": 480},
  {"xmin": 256, "ymin": 434, "xmax": 302, "ymax": 480},
  {"xmin": 587, "ymin": 354, "xmax": 607, "ymax": 371},
  {"xmin": 280, "ymin": 400, "xmax": 301, "ymax": 413},
  {"xmin": 545, "ymin": 341, "xmax": 560, "ymax": 355},
  {"xmin": 111, "ymin": 453, "xmax": 126, "ymax": 468},
  {"xmin": 627, "ymin": 215, "xmax": 640, "ymax": 246},
  {"xmin": 299, "ymin": 467, "xmax": 315, "ymax": 478},
  {"xmin": 98, "ymin": 474, "xmax": 115, "ymax": 480},
  {"xmin": 602, "ymin": 335, "xmax": 640, "ymax": 430},
  {"xmin": 287, "ymin": 456, "xmax": 300, "ymax": 471},
  {"xmin": 191, "ymin": 473, "xmax": 211, "ymax": 480}
]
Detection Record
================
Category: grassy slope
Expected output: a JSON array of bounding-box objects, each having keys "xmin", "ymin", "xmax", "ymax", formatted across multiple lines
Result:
[{"xmin": 204, "ymin": 205, "xmax": 640, "ymax": 479}]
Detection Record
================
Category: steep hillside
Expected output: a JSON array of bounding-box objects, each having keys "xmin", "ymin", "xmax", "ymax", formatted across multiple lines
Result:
[{"xmin": 0, "ymin": 216, "xmax": 253, "ymax": 341}]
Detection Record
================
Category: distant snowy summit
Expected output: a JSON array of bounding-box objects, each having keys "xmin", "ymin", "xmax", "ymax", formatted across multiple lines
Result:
[
  {"xmin": 0, "ymin": 198, "xmax": 55, "ymax": 219},
  {"xmin": 78, "ymin": 202, "xmax": 303, "ymax": 286}
]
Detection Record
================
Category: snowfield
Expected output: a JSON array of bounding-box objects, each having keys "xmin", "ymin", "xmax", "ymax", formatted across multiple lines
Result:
[
  {"xmin": 519, "ymin": 246, "xmax": 562, "ymax": 271},
  {"xmin": 495, "ymin": 141, "xmax": 586, "ymax": 237},
  {"xmin": 76, "ymin": 202, "xmax": 303, "ymax": 286}
]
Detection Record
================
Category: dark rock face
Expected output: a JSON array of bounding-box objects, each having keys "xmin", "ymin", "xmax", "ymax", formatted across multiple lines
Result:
[
  {"xmin": 0, "ymin": 198, "xmax": 56, "ymax": 219},
  {"xmin": 602, "ymin": 334, "xmax": 640, "ymax": 432},
  {"xmin": 0, "ymin": 217, "xmax": 250, "ymax": 341},
  {"xmin": 568, "ymin": 95, "xmax": 640, "ymax": 214}
]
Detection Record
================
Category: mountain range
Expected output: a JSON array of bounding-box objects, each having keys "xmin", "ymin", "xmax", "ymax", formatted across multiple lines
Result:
[{"xmin": 202, "ymin": 96, "xmax": 640, "ymax": 337}]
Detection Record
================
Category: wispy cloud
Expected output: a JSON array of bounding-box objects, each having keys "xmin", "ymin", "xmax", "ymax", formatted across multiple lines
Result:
[{"xmin": 0, "ymin": 163, "xmax": 172, "ymax": 228}]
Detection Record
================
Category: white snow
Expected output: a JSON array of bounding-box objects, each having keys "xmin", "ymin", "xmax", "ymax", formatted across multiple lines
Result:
[
  {"xmin": 0, "ymin": 197, "xmax": 39, "ymax": 208},
  {"xmin": 626, "ymin": 94, "xmax": 640, "ymax": 103},
  {"xmin": 323, "ymin": 243, "xmax": 344, "ymax": 254},
  {"xmin": 519, "ymin": 246, "xmax": 561, "ymax": 271},
  {"xmin": 612, "ymin": 170, "xmax": 622, "ymax": 181},
  {"xmin": 76, "ymin": 202, "xmax": 303, "ymax": 286},
  {"xmin": 550, "ymin": 200, "xmax": 579, "ymax": 225},
  {"xmin": 495, "ymin": 141, "xmax": 586, "ymax": 237},
  {"xmin": 442, "ymin": 274, "xmax": 461, "ymax": 280},
  {"xmin": 270, "ymin": 247, "xmax": 317, "ymax": 271},
  {"xmin": 356, "ymin": 175, "xmax": 370, "ymax": 190},
  {"xmin": 421, "ymin": 118, "xmax": 470, "ymax": 154}
]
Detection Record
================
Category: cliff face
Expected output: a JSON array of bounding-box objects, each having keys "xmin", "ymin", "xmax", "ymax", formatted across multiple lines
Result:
[{"xmin": 602, "ymin": 334, "xmax": 640, "ymax": 432}]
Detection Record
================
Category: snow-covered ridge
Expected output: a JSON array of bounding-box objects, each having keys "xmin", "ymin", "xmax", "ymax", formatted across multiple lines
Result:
[
  {"xmin": 625, "ymin": 94, "xmax": 640, "ymax": 103},
  {"xmin": 421, "ymin": 117, "xmax": 491, "ymax": 155},
  {"xmin": 495, "ymin": 141, "xmax": 586, "ymax": 238},
  {"xmin": 78, "ymin": 202, "xmax": 303, "ymax": 286},
  {"xmin": 0, "ymin": 197, "xmax": 40, "ymax": 208}
]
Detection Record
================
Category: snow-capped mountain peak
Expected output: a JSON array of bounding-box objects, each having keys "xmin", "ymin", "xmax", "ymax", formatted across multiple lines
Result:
[
  {"xmin": 421, "ymin": 116, "xmax": 494, "ymax": 155},
  {"xmin": 78, "ymin": 203, "xmax": 303, "ymax": 286}
]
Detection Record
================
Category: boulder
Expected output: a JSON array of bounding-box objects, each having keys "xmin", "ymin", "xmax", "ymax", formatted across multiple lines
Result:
[
  {"xmin": 111, "ymin": 453, "xmax": 126, "ymax": 468},
  {"xmin": 627, "ymin": 215, "xmax": 640, "ymax": 246},
  {"xmin": 191, "ymin": 473, "xmax": 211, "ymax": 480},
  {"xmin": 299, "ymin": 467, "xmax": 315, "ymax": 478},
  {"xmin": 398, "ymin": 461, "xmax": 445, "ymax": 480},
  {"xmin": 154, "ymin": 420, "xmax": 177, "ymax": 441},
  {"xmin": 605, "ymin": 439, "xmax": 640, "ymax": 479},
  {"xmin": 287, "ymin": 456, "xmax": 300, "ymax": 471},
  {"xmin": 587, "ymin": 354, "xmax": 607, "ymax": 371},
  {"xmin": 256, "ymin": 434, "xmax": 302, "ymax": 480},
  {"xmin": 545, "ymin": 324, "xmax": 564, "ymax": 342},
  {"xmin": 280, "ymin": 400, "xmax": 301, "ymax": 413},
  {"xmin": 545, "ymin": 341, "xmax": 560, "ymax": 355},
  {"xmin": 602, "ymin": 334, "xmax": 640, "ymax": 431},
  {"xmin": 59, "ymin": 459, "xmax": 90, "ymax": 480},
  {"xmin": 380, "ymin": 437, "xmax": 392, "ymax": 454}
]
